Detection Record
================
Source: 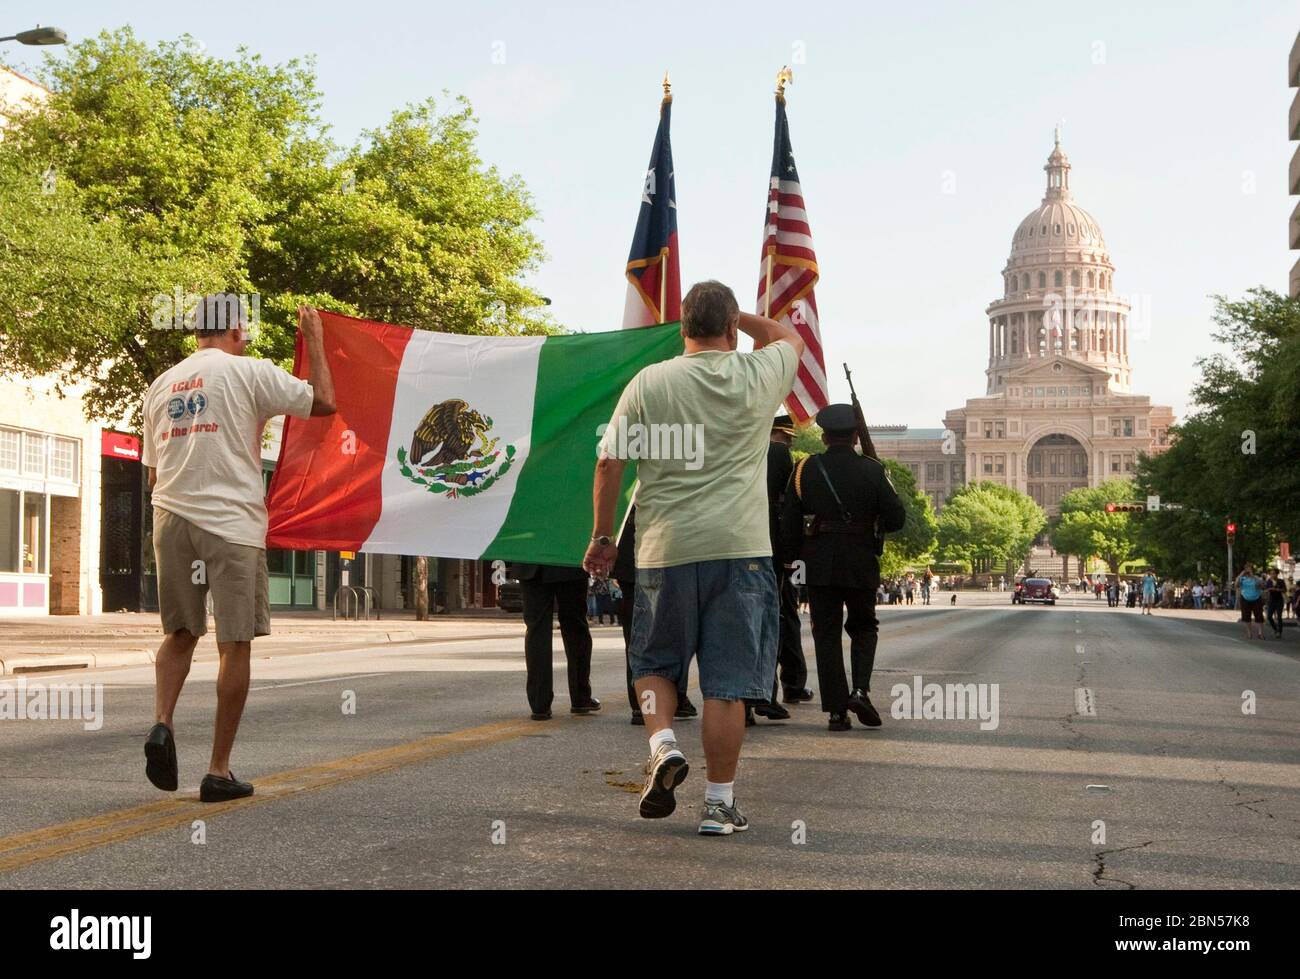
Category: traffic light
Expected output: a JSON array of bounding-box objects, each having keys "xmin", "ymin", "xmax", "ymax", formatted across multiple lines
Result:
[
  {"xmin": 1105, "ymin": 502, "xmax": 1115, "ymax": 513},
  {"xmin": 1104, "ymin": 502, "xmax": 1145, "ymax": 513},
  {"xmin": 1226, "ymin": 521, "xmax": 1237, "ymax": 541}
]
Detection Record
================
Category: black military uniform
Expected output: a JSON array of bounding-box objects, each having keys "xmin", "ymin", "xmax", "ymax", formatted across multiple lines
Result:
[
  {"xmin": 509, "ymin": 562, "xmax": 599, "ymax": 720},
  {"xmin": 751, "ymin": 416, "xmax": 810, "ymax": 722},
  {"xmin": 779, "ymin": 404, "xmax": 905, "ymax": 730}
]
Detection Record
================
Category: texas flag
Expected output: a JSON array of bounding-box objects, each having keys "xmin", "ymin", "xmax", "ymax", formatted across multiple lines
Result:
[{"xmin": 622, "ymin": 91, "xmax": 680, "ymax": 328}]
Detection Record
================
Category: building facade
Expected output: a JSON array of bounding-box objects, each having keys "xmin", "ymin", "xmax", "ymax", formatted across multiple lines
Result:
[{"xmin": 876, "ymin": 134, "xmax": 1173, "ymax": 517}]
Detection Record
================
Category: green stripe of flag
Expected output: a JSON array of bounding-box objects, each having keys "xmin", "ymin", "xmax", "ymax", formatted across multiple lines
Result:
[{"xmin": 485, "ymin": 322, "xmax": 684, "ymax": 565}]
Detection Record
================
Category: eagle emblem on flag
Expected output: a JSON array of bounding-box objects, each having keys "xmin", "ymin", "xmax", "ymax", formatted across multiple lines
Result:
[{"xmin": 395, "ymin": 398, "xmax": 516, "ymax": 498}]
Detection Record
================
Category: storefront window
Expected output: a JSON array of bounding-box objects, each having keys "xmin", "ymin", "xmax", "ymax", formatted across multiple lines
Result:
[
  {"xmin": 22, "ymin": 433, "xmax": 46, "ymax": 476},
  {"xmin": 23, "ymin": 492, "xmax": 47, "ymax": 573},
  {"xmin": 0, "ymin": 430, "xmax": 18, "ymax": 474},
  {"xmin": 0, "ymin": 489, "xmax": 18, "ymax": 572}
]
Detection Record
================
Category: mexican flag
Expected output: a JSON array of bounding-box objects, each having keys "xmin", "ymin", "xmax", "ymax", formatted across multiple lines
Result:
[{"xmin": 266, "ymin": 311, "xmax": 683, "ymax": 565}]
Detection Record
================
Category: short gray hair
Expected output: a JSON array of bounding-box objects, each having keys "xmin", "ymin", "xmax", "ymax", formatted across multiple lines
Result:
[{"xmin": 681, "ymin": 280, "xmax": 739, "ymax": 339}]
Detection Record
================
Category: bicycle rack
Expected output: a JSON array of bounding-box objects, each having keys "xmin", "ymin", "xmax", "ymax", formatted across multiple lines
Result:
[
  {"xmin": 333, "ymin": 585, "xmax": 362, "ymax": 621},
  {"xmin": 359, "ymin": 586, "xmax": 380, "ymax": 620}
]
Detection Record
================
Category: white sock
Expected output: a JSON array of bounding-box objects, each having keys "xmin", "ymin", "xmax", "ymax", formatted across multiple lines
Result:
[
  {"xmin": 649, "ymin": 728, "xmax": 676, "ymax": 753},
  {"xmin": 705, "ymin": 781, "xmax": 734, "ymax": 807}
]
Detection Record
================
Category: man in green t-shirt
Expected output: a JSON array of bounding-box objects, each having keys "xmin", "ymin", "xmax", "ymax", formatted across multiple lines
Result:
[{"xmin": 584, "ymin": 280, "xmax": 804, "ymax": 837}]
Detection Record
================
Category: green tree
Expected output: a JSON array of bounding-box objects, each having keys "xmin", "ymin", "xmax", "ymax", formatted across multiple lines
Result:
[
  {"xmin": 0, "ymin": 28, "xmax": 551, "ymax": 423},
  {"xmin": 937, "ymin": 481, "xmax": 1044, "ymax": 572},
  {"xmin": 1050, "ymin": 479, "xmax": 1141, "ymax": 578},
  {"xmin": 1135, "ymin": 289, "xmax": 1300, "ymax": 575}
]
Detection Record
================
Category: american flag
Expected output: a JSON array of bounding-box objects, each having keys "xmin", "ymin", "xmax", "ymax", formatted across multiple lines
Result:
[{"xmin": 756, "ymin": 97, "xmax": 828, "ymax": 422}]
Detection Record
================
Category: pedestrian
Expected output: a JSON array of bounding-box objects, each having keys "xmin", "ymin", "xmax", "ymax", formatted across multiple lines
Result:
[
  {"xmin": 1265, "ymin": 568, "xmax": 1286, "ymax": 639},
  {"xmin": 614, "ymin": 506, "xmax": 696, "ymax": 726},
  {"xmin": 512, "ymin": 563, "xmax": 600, "ymax": 719},
  {"xmin": 921, "ymin": 567, "xmax": 933, "ymax": 605},
  {"xmin": 1192, "ymin": 582, "xmax": 1203, "ymax": 610},
  {"xmin": 779, "ymin": 403, "xmax": 906, "ymax": 732},
  {"xmin": 1234, "ymin": 563, "xmax": 1266, "ymax": 640},
  {"xmin": 1140, "ymin": 570, "xmax": 1157, "ymax": 615},
  {"xmin": 748, "ymin": 413, "xmax": 811, "ymax": 725},
  {"xmin": 142, "ymin": 301, "xmax": 336, "ymax": 802},
  {"xmin": 584, "ymin": 280, "xmax": 803, "ymax": 836}
]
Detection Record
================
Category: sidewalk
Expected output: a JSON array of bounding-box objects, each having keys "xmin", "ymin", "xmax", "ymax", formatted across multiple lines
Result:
[{"xmin": 0, "ymin": 608, "xmax": 534, "ymax": 675}]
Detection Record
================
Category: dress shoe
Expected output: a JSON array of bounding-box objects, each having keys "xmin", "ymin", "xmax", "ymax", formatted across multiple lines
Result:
[
  {"xmin": 847, "ymin": 689, "xmax": 882, "ymax": 727},
  {"xmin": 753, "ymin": 701, "xmax": 791, "ymax": 721},
  {"xmin": 674, "ymin": 696, "xmax": 698, "ymax": 719},
  {"xmin": 630, "ymin": 711, "xmax": 645, "ymax": 726},
  {"xmin": 571, "ymin": 698, "xmax": 601, "ymax": 715},
  {"xmin": 744, "ymin": 707, "xmax": 756, "ymax": 727},
  {"xmin": 144, "ymin": 722, "xmax": 178, "ymax": 792},
  {"xmin": 783, "ymin": 687, "xmax": 815, "ymax": 704},
  {"xmin": 827, "ymin": 712, "xmax": 853, "ymax": 731},
  {"xmin": 530, "ymin": 710, "xmax": 552, "ymax": 721},
  {"xmin": 199, "ymin": 771, "xmax": 254, "ymax": 803}
]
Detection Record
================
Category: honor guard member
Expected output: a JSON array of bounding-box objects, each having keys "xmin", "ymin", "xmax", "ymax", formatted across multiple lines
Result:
[{"xmin": 779, "ymin": 403, "xmax": 905, "ymax": 731}]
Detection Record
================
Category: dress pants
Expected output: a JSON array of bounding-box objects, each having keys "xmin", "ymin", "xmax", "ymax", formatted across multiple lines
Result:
[
  {"xmin": 808, "ymin": 585, "xmax": 879, "ymax": 713},
  {"xmin": 768, "ymin": 558, "xmax": 808, "ymax": 700},
  {"xmin": 521, "ymin": 577, "xmax": 592, "ymax": 714}
]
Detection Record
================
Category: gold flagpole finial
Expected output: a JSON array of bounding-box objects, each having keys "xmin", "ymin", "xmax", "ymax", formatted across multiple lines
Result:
[
  {"xmin": 662, "ymin": 71, "xmax": 672, "ymax": 104},
  {"xmin": 775, "ymin": 66, "xmax": 793, "ymax": 102}
]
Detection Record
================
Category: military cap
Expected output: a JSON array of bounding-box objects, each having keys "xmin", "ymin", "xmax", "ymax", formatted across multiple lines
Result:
[
  {"xmin": 771, "ymin": 412, "xmax": 796, "ymax": 435},
  {"xmin": 816, "ymin": 403, "xmax": 857, "ymax": 435}
]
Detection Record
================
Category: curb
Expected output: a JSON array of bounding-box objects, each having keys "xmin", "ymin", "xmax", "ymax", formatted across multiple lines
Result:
[{"xmin": 0, "ymin": 653, "xmax": 94, "ymax": 676}]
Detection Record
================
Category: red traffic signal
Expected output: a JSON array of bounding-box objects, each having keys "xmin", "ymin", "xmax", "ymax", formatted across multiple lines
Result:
[
  {"xmin": 1226, "ymin": 522, "xmax": 1237, "ymax": 536},
  {"xmin": 1104, "ymin": 502, "xmax": 1144, "ymax": 513},
  {"xmin": 1105, "ymin": 502, "xmax": 1116, "ymax": 513}
]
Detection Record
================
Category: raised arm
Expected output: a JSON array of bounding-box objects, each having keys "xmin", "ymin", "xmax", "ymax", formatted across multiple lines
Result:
[
  {"xmin": 737, "ymin": 311, "xmax": 806, "ymax": 360},
  {"xmin": 298, "ymin": 306, "xmax": 337, "ymax": 416}
]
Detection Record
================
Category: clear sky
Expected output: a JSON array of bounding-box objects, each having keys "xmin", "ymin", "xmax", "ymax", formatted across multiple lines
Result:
[{"xmin": 5, "ymin": 0, "xmax": 1296, "ymax": 425}]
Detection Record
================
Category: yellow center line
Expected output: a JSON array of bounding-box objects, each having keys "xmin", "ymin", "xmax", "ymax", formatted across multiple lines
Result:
[{"xmin": 0, "ymin": 716, "xmax": 548, "ymax": 875}]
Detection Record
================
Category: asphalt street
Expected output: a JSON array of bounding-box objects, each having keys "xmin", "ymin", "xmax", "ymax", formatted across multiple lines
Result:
[{"xmin": 1, "ymin": 598, "xmax": 1297, "ymax": 889}]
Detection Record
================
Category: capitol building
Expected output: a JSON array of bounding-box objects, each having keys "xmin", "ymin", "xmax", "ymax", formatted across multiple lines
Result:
[{"xmin": 875, "ymin": 133, "xmax": 1174, "ymax": 517}]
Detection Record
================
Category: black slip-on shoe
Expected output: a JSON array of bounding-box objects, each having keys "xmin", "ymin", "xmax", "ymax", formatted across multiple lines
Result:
[
  {"xmin": 630, "ymin": 711, "xmax": 645, "ymax": 726},
  {"xmin": 144, "ymin": 722, "xmax": 178, "ymax": 792},
  {"xmin": 753, "ymin": 701, "xmax": 791, "ymax": 721},
  {"xmin": 673, "ymin": 697, "xmax": 698, "ymax": 719},
  {"xmin": 744, "ymin": 708, "xmax": 756, "ymax": 727},
  {"xmin": 199, "ymin": 771, "xmax": 254, "ymax": 803},
  {"xmin": 827, "ymin": 712, "xmax": 853, "ymax": 732},
  {"xmin": 530, "ymin": 710, "xmax": 552, "ymax": 721},
  {"xmin": 782, "ymin": 687, "xmax": 815, "ymax": 704},
  {"xmin": 847, "ymin": 689, "xmax": 883, "ymax": 728},
  {"xmin": 570, "ymin": 698, "xmax": 601, "ymax": 715}
]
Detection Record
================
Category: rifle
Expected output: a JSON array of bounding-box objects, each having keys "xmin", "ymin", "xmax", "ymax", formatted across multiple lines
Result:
[
  {"xmin": 843, "ymin": 364, "xmax": 879, "ymax": 461},
  {"xmin": 843, "ymin": 363, "xmax": 886, "ymax": 556}
]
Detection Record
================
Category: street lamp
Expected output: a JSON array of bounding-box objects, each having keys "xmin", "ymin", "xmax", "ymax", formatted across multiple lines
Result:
[{"xmin": 0, "ymin": 26, "xmax": 67, "ymax": 46}]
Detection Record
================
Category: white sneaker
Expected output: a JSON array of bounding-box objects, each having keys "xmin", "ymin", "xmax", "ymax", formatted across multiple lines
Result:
[{"xmin": 639, "ymin": 740, "xmax": 689, "ymax": 819}]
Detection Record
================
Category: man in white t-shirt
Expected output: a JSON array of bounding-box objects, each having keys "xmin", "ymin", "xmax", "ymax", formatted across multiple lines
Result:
[
  {"xmin": 584, "ymin": 280, "xmax": 803, "ymax": 836},
  {"xmin": 141, "ymin": 298, "xmax": 335, "ymax": 802}
]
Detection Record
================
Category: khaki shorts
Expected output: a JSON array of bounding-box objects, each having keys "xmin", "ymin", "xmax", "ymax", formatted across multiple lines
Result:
[{"xmin": 153, "ymin": 508, "xmax": 270, "ymax": 643}]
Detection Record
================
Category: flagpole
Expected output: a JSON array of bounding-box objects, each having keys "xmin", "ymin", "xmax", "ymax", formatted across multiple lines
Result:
[
  {"xmin": 660, "ymin": 71, "xmax": 672, "ymax": 325},
  {"xmin": 766, "ymin": 67, "xmax": 793, "ymax": 321}
]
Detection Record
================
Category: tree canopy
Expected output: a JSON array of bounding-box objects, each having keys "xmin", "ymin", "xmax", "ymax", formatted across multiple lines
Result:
[
  {"xmin": 1135, "ymin": 289, "xmax": 1300, "ymax": 576},
  {"xmin": 1050, "ymin": 479, "xmax": 1141, "ymax": 576},
  {"xmin": 936, "ymin": 481, "xmax": 1044, "ymax": 572},
  {"xmin": 0, "ymin": 29, "xmax": 552, "ymax": 424}
]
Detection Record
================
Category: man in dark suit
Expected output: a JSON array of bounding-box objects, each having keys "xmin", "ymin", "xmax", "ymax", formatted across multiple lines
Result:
[
  {"xmin": 615, "ymin": 506, "xmax": 697, "ymax": 725},
  {"xmin": 779, "ymin": 404, "xmax": 906, "ymax": 731},
  {"xmin": 509, "ymin": 562, "xmax": 600, "ymax": 720}
]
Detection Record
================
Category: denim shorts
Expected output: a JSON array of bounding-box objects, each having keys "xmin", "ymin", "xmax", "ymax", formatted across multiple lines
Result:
[{"xmin": 628, "ymin": 558, "xmax": 777, "ymax": 702}]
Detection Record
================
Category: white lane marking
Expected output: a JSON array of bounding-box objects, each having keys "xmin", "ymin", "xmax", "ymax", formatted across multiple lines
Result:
[
  {"xmin": 251, "ymin": 672, "xmax": 387, "ymax": 691},
  {"xmin": 1074, "ymin": 687, "xmax": 1097, "ymax": 716},
  {"xmin": 1075, "ymin": 643, "xmax": 1086, "ymax": 655}
]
